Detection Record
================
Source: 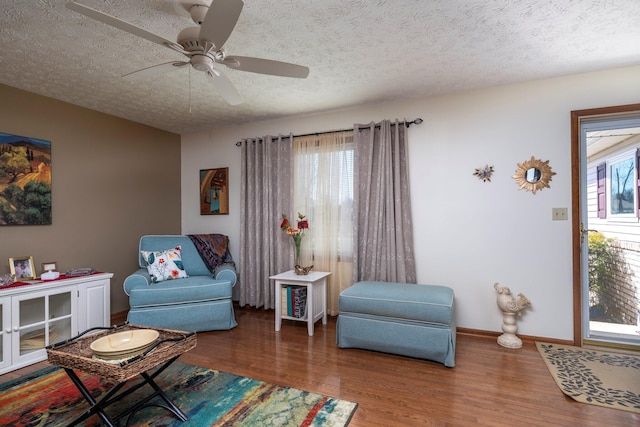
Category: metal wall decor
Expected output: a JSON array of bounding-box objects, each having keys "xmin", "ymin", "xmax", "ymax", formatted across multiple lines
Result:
[
  {"xmin": 473, "ymin": 164, "xmax": 495, "ymax": 182},
  {"xmin": 512, "ymin": 156, "xmax": 556, "ymax": 194}
]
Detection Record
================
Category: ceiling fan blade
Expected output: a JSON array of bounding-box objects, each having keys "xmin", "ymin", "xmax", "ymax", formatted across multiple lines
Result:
[
  {"xmin": 199, "ymin": 0, "xmax": 244, "ymax": 49},
  {"xmin": 122, "ymin": 61, "xmax": 189, "ymax": 80},
  {"xmin": 222, "ymin": 56, "xmax": 310, "ymax": 78},
  {"xmin": 66, "ymin": 2, "xmax": 185, "ymax": 54},
  {"xmin": 206, "ymin": 69, "xmax": 243, "ymax": 105}
]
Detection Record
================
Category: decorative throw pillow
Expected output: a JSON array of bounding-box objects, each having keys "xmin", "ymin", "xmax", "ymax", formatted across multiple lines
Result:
[{"xmin": 141, "ymin": 246, "xmax": 188, "ymax": 283}]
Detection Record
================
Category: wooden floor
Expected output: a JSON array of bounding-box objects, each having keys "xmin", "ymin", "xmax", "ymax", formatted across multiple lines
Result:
[{"xmin": 3, "ymin": 307, "xmax": 638, "ymax": 426}]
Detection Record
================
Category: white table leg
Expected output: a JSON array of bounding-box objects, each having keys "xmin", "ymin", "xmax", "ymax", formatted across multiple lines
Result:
[
  {"xmin": 321, "ymin": 278, "xmax": 327, "ymax": 325},
  {"xmin": 307, "ymin": 282, "xmax": 314, "ymax": 336},
  {"xmin": 275, "ymin": 280, "xmax": 282, "ymax": 332}
]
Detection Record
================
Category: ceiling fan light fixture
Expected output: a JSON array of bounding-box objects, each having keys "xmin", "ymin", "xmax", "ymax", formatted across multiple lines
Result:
[{"xmin": 191, "ymin": 54, "xmax": 214, "ymax": 72}]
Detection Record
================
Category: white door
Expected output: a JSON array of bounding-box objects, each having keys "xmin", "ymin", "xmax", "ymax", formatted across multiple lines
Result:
[{"xmin": 577, "ymin": 108, "xmax": 640, "ymax": 348}]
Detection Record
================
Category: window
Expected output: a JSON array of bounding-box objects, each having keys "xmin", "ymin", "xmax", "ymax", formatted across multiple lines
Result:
[
  {"xmin": 609, "ymin": 157, "xmax": 635, "ymax": 215},
  {"xmin": 597, "ymin": 148, "xmax": 640, "ymax": 220},
  {"xmin": 293, "ymin": 132, "xmax": 354, "ymax": 260}
]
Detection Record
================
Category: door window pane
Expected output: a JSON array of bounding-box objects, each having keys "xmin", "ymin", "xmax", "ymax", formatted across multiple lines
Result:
[{"xmin": 609, "ymin": 158, "xmax": 635, "ymax": 214}]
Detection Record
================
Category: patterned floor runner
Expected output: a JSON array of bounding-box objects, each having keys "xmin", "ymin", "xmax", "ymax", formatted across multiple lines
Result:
[
  {"xmin": 536, "ymin": 342, "xmax": 640, "ymax": 414},
  {"xmin": 0, "ymin": 361, "xmax": 357, "ymax": 426}
]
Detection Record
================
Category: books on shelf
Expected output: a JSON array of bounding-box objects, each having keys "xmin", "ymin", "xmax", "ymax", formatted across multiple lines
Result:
[{"xmin": 281, "ymin": 285, "xmax": 307, "ymax": 319}]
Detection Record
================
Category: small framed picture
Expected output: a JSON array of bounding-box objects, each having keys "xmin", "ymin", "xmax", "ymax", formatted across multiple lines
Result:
[
  {"xmin": 9, "ymin": 256, "xmax": 36, "ymax": 281},
  {"xmin": 200, "ymin": 167, "xmax": 229, "ymax": 215},
  {"xmin": 41, "ymin": 261, "xmax": 58, "ymax": 273}
]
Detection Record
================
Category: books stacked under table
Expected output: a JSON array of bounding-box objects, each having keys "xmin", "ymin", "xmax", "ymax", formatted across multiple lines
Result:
[{"xmin": 281, "ymin": 285, "xmax": 307, "ymax": 319}]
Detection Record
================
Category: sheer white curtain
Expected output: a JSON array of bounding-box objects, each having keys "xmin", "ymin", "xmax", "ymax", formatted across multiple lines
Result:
[
  {"xmin": 293, "ymin": 131, "xmax": 354, "ymax": 315},
  {"xmin": 239, "ymin": 135, "xmax": 293, "ymax": 309}
]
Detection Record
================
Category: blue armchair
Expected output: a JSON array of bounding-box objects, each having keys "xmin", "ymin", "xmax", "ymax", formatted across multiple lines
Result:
[{"xmin": 123, "ymin": 234, "xmax": 237, "ymax": 332}]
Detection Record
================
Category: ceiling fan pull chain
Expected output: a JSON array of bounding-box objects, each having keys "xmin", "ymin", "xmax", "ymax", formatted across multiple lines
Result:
[{"xmin": 189, "ymin": 66, "xmax": 192, "ymax": 114}]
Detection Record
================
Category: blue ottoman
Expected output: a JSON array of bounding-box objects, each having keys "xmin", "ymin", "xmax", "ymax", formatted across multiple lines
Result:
[{"xmin": 337, "ymin": 281, "xmax": 456, "ymax": 367}]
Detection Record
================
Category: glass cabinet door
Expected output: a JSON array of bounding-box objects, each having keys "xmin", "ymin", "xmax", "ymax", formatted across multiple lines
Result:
[
  {"xmin": 13, "ymin": 287, "xmax": 75, "ymax": 363},
  {"xmin": 49, "ymin": 291, "xmax": 73, "ymax": 346},
  {"xmin": 18, "ymin": 295, "xmax": 46, "ymax": 357}
]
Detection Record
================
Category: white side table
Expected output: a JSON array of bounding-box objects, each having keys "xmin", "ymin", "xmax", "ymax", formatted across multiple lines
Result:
[{"xmin": 270, "ymin": 270, "xmax": 330, "ymax": 336}]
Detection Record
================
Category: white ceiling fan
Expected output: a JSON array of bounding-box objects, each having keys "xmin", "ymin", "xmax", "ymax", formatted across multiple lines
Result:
[{"xmin": 65, "ymin": 0, "xmax": 310, "ymax": 105}]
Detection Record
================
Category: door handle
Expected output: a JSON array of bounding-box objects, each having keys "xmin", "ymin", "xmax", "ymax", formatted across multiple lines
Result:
[
  {"xmin": 580, "ymin": 223, "xmax": 597, "ymax": 233},
  {"xmin": 580, "ymin": 223, "xmax": 597, "ymax": 244}
]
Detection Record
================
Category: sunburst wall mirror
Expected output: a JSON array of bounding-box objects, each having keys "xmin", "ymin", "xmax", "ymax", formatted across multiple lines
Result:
[{"xmin": 512, "ymin": 156, "xmax": 556, "ymax": 195}]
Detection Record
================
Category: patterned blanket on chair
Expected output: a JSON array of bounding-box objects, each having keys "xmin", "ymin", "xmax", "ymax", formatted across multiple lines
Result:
[{"xmin": 187, "ymin": 234, "xmax": 235, "ymax": 272}]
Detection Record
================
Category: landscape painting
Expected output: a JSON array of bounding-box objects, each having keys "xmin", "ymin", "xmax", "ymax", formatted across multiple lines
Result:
[{"xmin": 0, "ymin": 132, "xmax": 52, "ymax": 225}]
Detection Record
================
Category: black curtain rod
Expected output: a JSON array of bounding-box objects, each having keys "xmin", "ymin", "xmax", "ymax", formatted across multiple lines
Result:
[{"xmin": 234, "ymin": 118, "xmax": 423, "ymax": 146}]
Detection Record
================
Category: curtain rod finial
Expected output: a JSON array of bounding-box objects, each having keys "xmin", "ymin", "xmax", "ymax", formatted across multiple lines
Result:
[{"xmin": 414, "ymin": 118, "xmax": 423, "ymax": 125}]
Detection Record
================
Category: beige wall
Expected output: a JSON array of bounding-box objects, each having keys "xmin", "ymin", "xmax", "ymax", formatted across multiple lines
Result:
[{"xmin": 0, "ymin": 84, "xmax": 181, "ymax": 313}]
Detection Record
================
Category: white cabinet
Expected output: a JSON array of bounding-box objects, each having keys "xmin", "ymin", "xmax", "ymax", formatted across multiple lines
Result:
[
  {"xmin": 77, "ymin": 275, "xmax": 111, "ymax": 330},
  {"xmin": 0, "ymin": 272, "xmax": 112, "ymax": 374}
]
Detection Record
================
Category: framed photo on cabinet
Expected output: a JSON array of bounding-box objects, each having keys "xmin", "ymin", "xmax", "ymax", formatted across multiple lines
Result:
[
  {"xmin": 41, "ymin": 261, "xmax": 58, "ymax": 273},
  {"xmin": 9, "ymin": 256, "xmax": 36, "ymax": 281}
]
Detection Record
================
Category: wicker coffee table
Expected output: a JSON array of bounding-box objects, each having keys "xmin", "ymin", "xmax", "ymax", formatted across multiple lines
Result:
[{"xmin": 47, "ymin": 324, "xmax": 197, "ymax": 427}]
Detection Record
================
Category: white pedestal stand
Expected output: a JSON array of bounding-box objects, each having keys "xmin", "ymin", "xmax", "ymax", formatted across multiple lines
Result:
[
  {"xmin": 497, "ymin": 312, "xmax": 524, "ymax": 348},
  {"xmin": 494, "ymin": 282, "xmax": 531, "ymax": 349}
]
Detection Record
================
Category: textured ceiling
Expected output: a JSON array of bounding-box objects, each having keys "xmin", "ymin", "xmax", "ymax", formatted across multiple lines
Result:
[{"xmin": 1, "ymin": 0, "xmax": 640, "ymax": 135}]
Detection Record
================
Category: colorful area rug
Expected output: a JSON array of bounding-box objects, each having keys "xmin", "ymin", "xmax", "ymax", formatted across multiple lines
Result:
[
  {"xmin": 0, "ymin": 361, "xmax": 357, "ymax": 426},
  {"xmin": 536, "ymin": 342, "xmax": 640, "ymax": 414}
]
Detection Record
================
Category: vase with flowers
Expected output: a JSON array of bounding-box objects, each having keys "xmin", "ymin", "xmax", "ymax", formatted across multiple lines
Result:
[{"xmin": 280, "ymin": 212, "xmax": 313, "ymax": 275}]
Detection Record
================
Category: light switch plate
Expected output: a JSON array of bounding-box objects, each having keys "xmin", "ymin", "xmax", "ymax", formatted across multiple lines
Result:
[{"xmin": 552, "ymin": 207, "xmax": 568, "ymax": 221}]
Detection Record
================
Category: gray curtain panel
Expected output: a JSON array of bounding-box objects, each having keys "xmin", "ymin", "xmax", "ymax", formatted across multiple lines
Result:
[
  {"xmin": 239, "ymin": 135, "xmax": 294, "ymax": 308},
  {"xmin": 353, "ymin": 120, "xmax": 417, "ymax": 283}
]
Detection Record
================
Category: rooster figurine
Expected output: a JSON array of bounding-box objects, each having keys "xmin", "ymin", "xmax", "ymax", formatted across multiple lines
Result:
[{"xmin": 494, "ymin": 282, "xmax": 531, "ymax": 348}]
